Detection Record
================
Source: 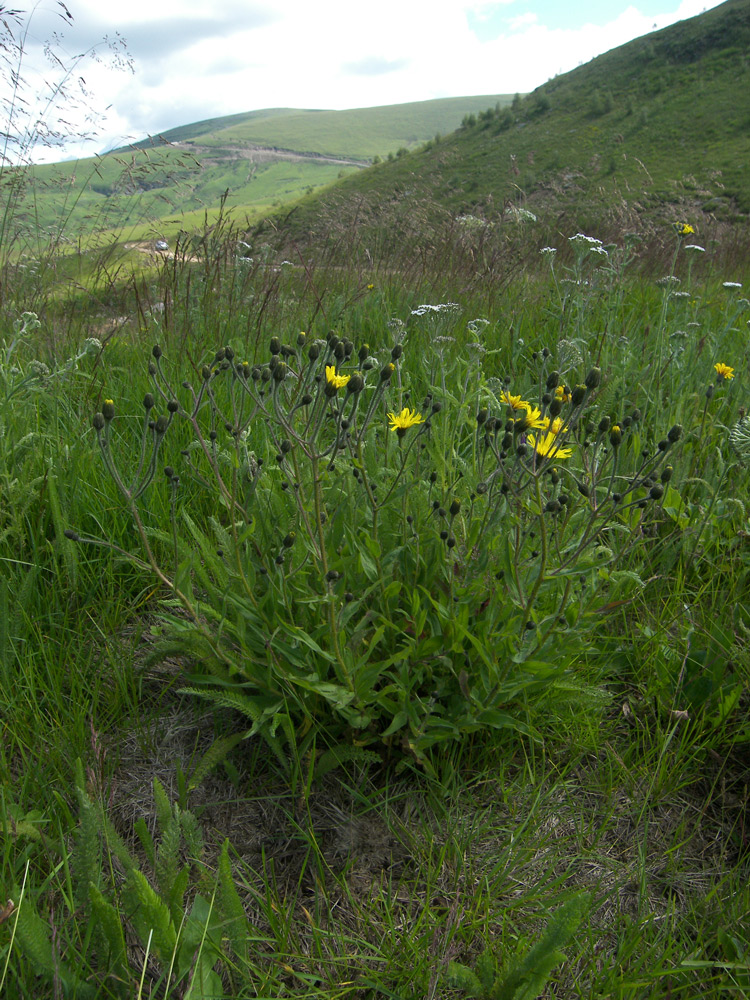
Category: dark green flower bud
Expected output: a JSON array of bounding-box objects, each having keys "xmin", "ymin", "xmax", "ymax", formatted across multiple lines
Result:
[
  {"xmin": 152, "ymin": 344, "xmax": 162, "ymax": 359},
  {"xmin": 657, "ymin": 439, "xmax": 669, "ymax": 451},
  {"xmin": 542, "ymin": 347, "xmax": 550, "ymax": 358},
  {"xmin": 667, "ymin": 424, "xmax": 683, "ymax": 443},
  {"xmin": 449, "ymin": 499, "xmax": 461, "ymax": 517},
  {"xmin": 476, "ymin": 408, "xmax": 488, "ymax": 425},
  {"xmin": 476, "ymin": 482, "xmax": 488, "ymax": 495},
  {"xmin": 282, "ymin": 531, "xmax": 296, "ymax": 548},
  {"xmin": 280, "ymin": 439, "xmax": 291, "ymax": 453},
  {"xmin": 102, "ymin": 399, "xmax": 115, "ymax": 421},
  {"xmin": 631, "ymin": 408, "xmax": 641, "ymax": 423},
  {"xmin": 334, "ymin": 342, "xmax": 345, "ymax": 361},
  {"xmin": 598, "ymin": 416, "xmax": 611, "ymax": 434},
  {"xmin": 705, "ymin": 384, "xmax": 714, "ymax": 399},
  {"xmin": 269, "ymin": 337, "xmax": 281, "ymax": 355},
  {"xmin": 380, "ymin": 363, "xmax": 395, "ymax": 381},
  {"xmin": 578, "ymin": 482, "xmax": 590, "ymax": 497},
  {"xmin": 649, "ymin": 484, "xmax": 664, "ymax": 500},
  {"xmin": 550, "ymin": 468, "xmax": 560, "ymax": 485},
  {"xmin": 545, "ymin": 499, "xmax": 560, "ymax": 513},
  {"xmin": 202, "ymin": 365, "xmax": 211, "ymax": 381},
  {"xmin": 148, "ymin": 362, "xmax": 157, "ymax": 376},
  {"xmin": 224, "ymin": 346, "xmax": 234, "ymax": 361},
  {"xmin": 609, "ymin": 424, "xmax": 622, "ymax": 448},
  {"xmin": 516, "ymin": 443, "xmax": 528, "ymax": 458},
  {"xmin": 571, "ymin": 384, "xmax": 587, "ymax": 406},
  {"xmin": 558, "ymin": 494, "xmax": 569, "ymax": 506},
  {"xmin": 347, "ymin": 373, "xmax": 364, "ymax": 394},
  {"xmin": 548, "ymin": 398, "xmax": 562, "ymax": 417},
  {"xmin": 214, "ymin": 347, "xmax": 226, "ymax": 362},
  {"xmin": 155, "ymin": 415, "xmax": 169, "ymax": 435},
  {"xmin": 545, "ymin": 370, "xmax": 560, "ymax": 391},
  {"xmin": 92, "ymin": 412, "xmax": 105, "ymax": 431},
  {"xmin": 143, "ymin": 393, "xmax": 155, "ymax": 410},
  {"xmin": 541, "ymin": 393, "xmax": 551, "ymax": 406},
  {"xmin": 301, "ymin": 393, "xmax": 313, "ymax": 405},
  {"xmin": 358, "ymin": 343, "xmax": 369, "ymax": 362},
  {"xmin": 167, "ymin": 399, "xmax": 179, "ymax": 413},
  {"xmin": 273, "ymin": 361, "xmax": 288, "ymax": 382},
  {"xmin": 391, "ymin": 344, "xmax": 403, "ymax": 361},
  {"xmin": 164, "ymin": 466, "xmax": 174, "ymax": 478},
  {"xmin": 63, "ymin": 529, "xmax": 80, "ymax": 541},
  {"xmin": 297, "ymin": 331, "xmax": 307, "ymax": 346},
  {"xmin": 661, "ymin": 466, "xmax": 673, "ymax": 483},
  {"xmin": 585, "ymin": 367, "xmax": 601, "ymax": 390},
  {"xmin": 308, "ymin": 343, "xmax": 321, "ymax": 361},
  {"xmin": 261, "ymin": 368, "xmax": 271, "ymax": 382},
  {"xmin": 326, "ymin": 570, "xmax": 340, "ymax": 582}
]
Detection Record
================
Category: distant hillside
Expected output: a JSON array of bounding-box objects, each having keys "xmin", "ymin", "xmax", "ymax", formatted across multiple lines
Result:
[
  {"xmin": 11, "ymin": 95, "xmax": 513, "ymax": 247},
  {"xmin": 264, "ymin": 0, "xmax": 750, "ymax": 248}
]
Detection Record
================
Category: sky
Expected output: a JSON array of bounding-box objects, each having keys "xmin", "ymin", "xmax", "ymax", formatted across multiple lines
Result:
[{"xmin": 1, "ymin": 0, "xmax": 725, "ymax": 163}]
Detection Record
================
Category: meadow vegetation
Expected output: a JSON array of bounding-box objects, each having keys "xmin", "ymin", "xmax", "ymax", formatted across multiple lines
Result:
[
  {"xmin": 1, "ymin": 202, "xmax": 749, "ymax": 998},
  {"xmin": 2, "ymin": 2, "xmax": 750, "ymax": 998}
]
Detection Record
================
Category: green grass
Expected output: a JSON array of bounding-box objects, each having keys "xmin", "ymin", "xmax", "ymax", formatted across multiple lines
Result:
[
  {"xmin": 2, "ymin": 95, "xmax": 512, "ymax": 256},
  {"xmin": 0, "ymin": 207, "xmax": 749, "ymax": 997},
  {"xmin": 266, "ymin": 0, "xmax": 750, "ymax": 247}
]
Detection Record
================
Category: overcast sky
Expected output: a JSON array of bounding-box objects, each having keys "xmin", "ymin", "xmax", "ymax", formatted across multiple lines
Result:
[{"xmin": 3, "ymin": 0, "xmax": 724, "ymax": 163}]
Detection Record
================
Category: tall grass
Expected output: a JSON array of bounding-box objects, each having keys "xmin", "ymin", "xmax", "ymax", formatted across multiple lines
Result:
[{"xmin": 0, "ymin": 204, "xmax": 748, "ymax": 997}]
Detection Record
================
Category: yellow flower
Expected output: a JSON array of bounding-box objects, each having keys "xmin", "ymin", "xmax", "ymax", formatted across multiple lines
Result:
[
  {"xmin": 554, "ymin": 385, "xmax": 571, "ymax": 403},
  {"xmin": 516, "ymin": 404, "xmax": 546, "ymax": 431},
  {"xmin": 387, "ymin": 407, "xmax": 424, "ymax": 433},
  {"xmin": 501, "ymin": 391, "xmax": 529, "ymax": 411},
  {"xmin": 325, "ymin": 365, "xmax": 351, "ymax": 390},
  {"xmin": 366, "ymin": 283, "xmax": 374, "ymax": 290},
  {"xmin": 675, "ymin": 223, "xmax": 694, "ymax": 236},
  {"xmin": 714, "ymin": 362, "xmax": 734, "ymax": 381},
  {"xmin": 527, "ymin": 431, "xmax": 572, "ymax": 459},
  {"xmin": 538, "ymin": 416, "xmax": 567, "ymax": 434}
]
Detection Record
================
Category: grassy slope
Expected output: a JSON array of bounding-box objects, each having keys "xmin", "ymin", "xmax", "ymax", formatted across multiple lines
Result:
[
  {"xmin": 269, "ymin": 0, "xmax": 750, "ymax": 241},
  {"xmin": 10, "ymin": 95, "xmax": 512, "ymax": 244},
  {"xmin": 196, "ymin": 95, "xmax": 515, "ymax": 160}
]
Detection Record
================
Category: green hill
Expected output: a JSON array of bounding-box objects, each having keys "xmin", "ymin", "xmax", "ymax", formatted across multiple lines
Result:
[
  {"xmin": 264, "ymin": 0, "xmax": 750, "ymax": 248},
  {"xmin": 7, "ymin": 95, "xmax": 513, "ymax": 248}
]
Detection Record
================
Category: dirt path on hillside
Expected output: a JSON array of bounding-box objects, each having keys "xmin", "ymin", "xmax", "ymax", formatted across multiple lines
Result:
[{"xmin": 169, "ymin": 140, "xmax": 368, "ymax": 170}]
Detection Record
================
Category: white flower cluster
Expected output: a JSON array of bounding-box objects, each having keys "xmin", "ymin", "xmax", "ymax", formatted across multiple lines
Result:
[
  {"xmin": 539, "ymin": 246, "xmax": 557, "ymax": 255},
  {"xmin": 684, "ymin": 244, "xmax": 705, "ymax": 252},
  {"xmin": 411, "ymin": 303, "xmax": 461, "ymax": 317},
  {"xmin": 723, "ymin": 281, "xmax": 742, "ymax": 289}
]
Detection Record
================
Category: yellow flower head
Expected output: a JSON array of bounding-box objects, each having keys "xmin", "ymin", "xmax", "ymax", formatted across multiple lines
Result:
[
  {"xmin": 527, "ymin": 431, "xmax": 572, "ymax": 460},
  {"xmin": 501, "ymin": 391, "xmax": 529, "ymax": 411},
  {"xmin": 675, "ymin": 223, "xmax": 694, "ymax": 236},
  {"xmin": 539, "ymin": 416, "xmax": 567, "ymax": 434},
  {"xmin": 325, "ymin": 365, "xmax": 351, "ymax": 390},
  {"xmin": 516, "ymin": 404, "xmax": 546, "ymax": 431},
  {"xmin": 387, "ymin": 407, "xmax": 424, "ymax": 433},
  {"xmin": 714, "ymin": 362, "xmax": 734, "ymax": 381},
  {"xmin": 554, "ymin": 385, "xmax": 571, "ymax": 403}
]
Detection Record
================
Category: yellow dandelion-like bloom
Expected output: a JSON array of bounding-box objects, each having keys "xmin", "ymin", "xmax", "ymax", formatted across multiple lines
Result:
[
  {"xmin": 325, "ymin": 365, "xmax": 351, "ymax": 390},
  {"xmin": 675, "ymin": 223, "xmax": 694, "ymax": 236},
  {"xmin": 554, "ymin": 385, "xmax": 571, "ymax": 403},
  {"xmin": 527, "ymin": 432, "xmax": 572, "ymax": 460},
  {"xmin": 387, "ymin": 407, "xmax": 424, "ymax": 433},
  {"xmin": 538, "ymin": 416, "xmax": 567, "ymax": 434},
  {"xmin": 501, "ymin": 391, "xmax": 529, "ymax": 411},
  {"xmin": 516, "ymin": 404, "xmax": 546, "ymax": 431},
  {"xmin": 714, "ymin": 362, "xmax": 734, "ymax": 380}
]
